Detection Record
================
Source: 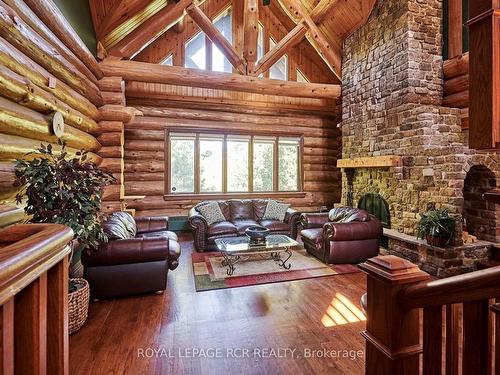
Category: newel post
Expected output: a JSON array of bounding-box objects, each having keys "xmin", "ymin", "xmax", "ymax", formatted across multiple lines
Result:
[{"xmin": 359, "ymin": 255, "xmax": 431, "ymax": 375}]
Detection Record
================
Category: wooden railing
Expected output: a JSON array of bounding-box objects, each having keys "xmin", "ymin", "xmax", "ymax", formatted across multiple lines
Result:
[
  {"xmin": 0, "ymin": 224, "xmax": 73, "ymax": 375},
  {"xmin": 360, "ymin": 255, "xmax": 500, "ymax": 375}
]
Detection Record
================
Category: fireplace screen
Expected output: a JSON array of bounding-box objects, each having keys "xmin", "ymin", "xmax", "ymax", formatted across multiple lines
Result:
[{"xmin": 358, "ymin": 193, "xmax": 390, "ymax": 229}]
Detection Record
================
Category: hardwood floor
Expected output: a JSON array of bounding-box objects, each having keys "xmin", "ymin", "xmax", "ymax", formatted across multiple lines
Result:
[{"xmin": 70, "ymin": 233, "xmax": 368, "ymax": 375}]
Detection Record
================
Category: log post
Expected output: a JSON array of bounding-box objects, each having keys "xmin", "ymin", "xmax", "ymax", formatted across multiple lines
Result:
[{"xmin": 359, "ymin": 255, "xmax": 431, "ymax": 375}]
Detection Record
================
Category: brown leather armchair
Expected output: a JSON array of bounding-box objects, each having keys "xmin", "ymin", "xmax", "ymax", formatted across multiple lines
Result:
[
  {"xmin": 300, "ymin": 207, "xmax": 382, "ymax": 264},
  {"xmin": 82, "ymin": 213, "xmax": 181, "ymax": 299},
  {"xmin": 188, "ymin": 199, "xmax": 301, "ymax": 252}
]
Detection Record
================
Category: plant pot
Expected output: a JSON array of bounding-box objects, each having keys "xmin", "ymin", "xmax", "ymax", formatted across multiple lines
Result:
[
  {"xmin": 425, "ymin": 234, "xmax": 450, "ymax": 247},
  {"xmin": 68, "ymin": 278, "xmax": 90, "ymax": 334},
  {"xmin": 69, "ymin": 240, "xmax": 84, "ymax": 278}
]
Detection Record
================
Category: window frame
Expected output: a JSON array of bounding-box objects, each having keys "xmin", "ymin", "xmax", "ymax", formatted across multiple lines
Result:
[{"xmin": 164, "ymin": 129, "xmax": 305, "ymax": 200}]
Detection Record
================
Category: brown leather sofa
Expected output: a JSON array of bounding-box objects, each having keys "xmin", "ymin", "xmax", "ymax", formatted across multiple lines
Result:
[
  {"xmin": 82, "ymin": 212, "xmax": 181, "ymax": 299},
  {"xmin": 188, "ymin": 199, "xmax": 301, "ymax": 252},
  {"xmin": 300, "ymin": 207, "xmax": 382, "ymax": 264}
]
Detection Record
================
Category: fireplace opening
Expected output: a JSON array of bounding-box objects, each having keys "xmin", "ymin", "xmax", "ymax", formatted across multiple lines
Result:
[
  {"xmin": 463, "ymin": 165, "xmax": 499, "ymax": 242},
  {"xmin": 358, "ymin": 193, "xmax": 390, "ymax": 247}
]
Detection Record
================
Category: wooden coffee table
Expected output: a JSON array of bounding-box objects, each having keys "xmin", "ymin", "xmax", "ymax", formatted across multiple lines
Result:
[{"xmin": 214, "ymin": 234, "xmax": 299, "ymax": 276}]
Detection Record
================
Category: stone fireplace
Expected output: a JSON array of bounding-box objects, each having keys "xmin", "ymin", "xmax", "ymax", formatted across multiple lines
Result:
[{"xmin": 339, "ymin": 0, "xmax": 499, "ymax": 277}]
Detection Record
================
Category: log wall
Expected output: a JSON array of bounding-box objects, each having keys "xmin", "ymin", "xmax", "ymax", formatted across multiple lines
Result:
[
  {"xmin": 124, "ymin": 81, "xmax": 342, "ymax": 217},
  {"xmin": 0, "ymin": 0, "xmax": 102, "ymax": 203},
  {"xmin": 443, "ymin": 52, "xmax": 469, "ymax": 129}
]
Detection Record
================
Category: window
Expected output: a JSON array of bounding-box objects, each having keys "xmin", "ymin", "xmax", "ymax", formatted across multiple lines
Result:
[
  {"xmin": 161, "ymin": 54, "xmax": 173, "ymax": 66},
  {"xmin": 257, "ymin": 24, "xmax": 265, "ymax": 61},
  {"xmin": 297, "ymin": 69, "xmax": 309, "ymax": 83},
  {"xmin": 184, "ymin": 7, "xmax": 233, "ymax": 72},
  {"xmin": 167, "ymin": 131, "xmax": 302, "ymax": 195},
  {"xmin": 269, "ymin": 38, "xmax": 288, "ymax": 80},
  {"xmin": 185, "ymin": 32, "xmax": 206, "ymax": 69}
]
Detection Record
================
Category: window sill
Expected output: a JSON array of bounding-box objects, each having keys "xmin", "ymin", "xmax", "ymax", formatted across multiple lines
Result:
[{"xmin": 163, "ymin": 192, "xmax": 306, "ymax": 201}]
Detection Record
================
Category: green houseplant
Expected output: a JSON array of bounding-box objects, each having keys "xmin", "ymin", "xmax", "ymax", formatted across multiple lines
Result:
[
  {"xmin": 417, "ymin": 208, "xmax": 455, "ymax": 247},
  {"xmin": 14, "ymin": 143, "xmax": 114, "ymax": 333}
]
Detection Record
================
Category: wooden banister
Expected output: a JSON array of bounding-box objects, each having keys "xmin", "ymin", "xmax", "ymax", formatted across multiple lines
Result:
[
  {"xmin": 400, "ymin": 265, "xmax": 500, "ymax": 308},
  {"xmin": 0, "ymin": 223, "xmax": 73, "ymax": 375},
  {"xmin": 362, "ymin": 255, "xmax": 500, "ymax": 375}
]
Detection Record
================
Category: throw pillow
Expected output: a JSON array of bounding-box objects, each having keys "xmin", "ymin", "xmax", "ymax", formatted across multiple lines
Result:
[
  {"xmin": 263, "ymin": 200, "xmax": 290, "ymax": 222},
  {"xmin": 197, "ymin": 201, "xmax": 226, "ymax": 225}
]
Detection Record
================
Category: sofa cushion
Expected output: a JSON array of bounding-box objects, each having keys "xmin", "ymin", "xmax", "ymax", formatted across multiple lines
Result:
[
  {"xmin": 329, "ymin": 207, "xmax": 370, "ymax": 223},
  {"xmin": 259, "ymin": 220, "xmax": 289, "ymax": 232},
  {"xmin": 137, "ymin": 230, "xmax": 178, "ymax": 242},
  {"xmin": 103, "ymin": 212, "xmax": 137, "ymax": 240},
  {"xmin": 301, "ymin": 228, "xmax": 324, "ymax": 244},
  {"xmin": 253, "ymin": 199, "xmax": 268, "ymax": 220},
  {"xmin": 197, "ymin": 201, "xmax": 226, "ymax": 225},
  {"xmin": 229, "ymin": 200, "xmax": 254, "ymax": 220},
  {"xmin": 263, "ymin": 200, "xmax": 290, "ymax": 221},
  {"xmin": 207, "ymin": 221, "xmax": 238, "ymax": 236},
  {"xmin": 232, "ymin": 219, "xmax": 259, "ymax": 234}
]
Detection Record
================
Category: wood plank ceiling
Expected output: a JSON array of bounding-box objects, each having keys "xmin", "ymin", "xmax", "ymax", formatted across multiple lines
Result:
[{"xmin": 89, "ymin": 0, "xmax": 376, "ymax": 81}]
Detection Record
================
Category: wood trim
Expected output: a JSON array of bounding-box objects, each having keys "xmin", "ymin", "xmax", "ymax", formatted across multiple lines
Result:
[
  {"xmin": 163, "ymin": 191, "xmax": 306, "ymax": 201},
  {"xmin": 447, "ymin": 0, "xmax": 463, "ymax": 58}
]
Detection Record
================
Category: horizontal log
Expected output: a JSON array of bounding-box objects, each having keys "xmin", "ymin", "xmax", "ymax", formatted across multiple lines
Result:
[
  {"xmin": 0, "ymin": 96, "xmax": 100, "ymax": 151},
  {"xmin": 124, "ymin": 160, "xmax": 164, "ymax": 173},
  {"xmin": 3, "ymin": 0, "xmax": 98, "ymax": 85},
  {"xmin": 99, "ymin": 158, "xmax": 122, "ymax": 173},
  {"xmin": 100, "ymin": 105, "xmax": 141, "ymax": 123},
  {"xmin": 125, "ymin": 181, "xmax": 164, "ymax": 196},
  {"xmin": 102, "ymin": 184, "xmax": 121, "ymax": 200},
  {"xmin": 124, "ymin": 172, "xmax": 164, "ymax": 182},
  {"xmin": 101, "ymin": 60, "xmax": 341, "ymax": 99},
  {"xmin": 0, "ymin": 132, "xmax": 101, "ymax": 163},
  {"xmin": 24, "ymin": 0, "xmax": 103, "ymax": 79},
  {"xmin": 0, "ymin": 37, "xmax": 100, "ymax": 120},
  {"xmin": 99, "ymin": 121, "xmax": 124, "ymax": 133},
  {"xmin": 124, "ymin": 129, "xmax": 165, "ymax": 141},
  {"xmin": 97, "ymin": 132, "xmax": 124, "ymax": 147},
  {"xmin": 100, "ymin": 201, "xmax": 122, "ymax": 213},
  {"xmin": 124, "ymin": 139, "xmax": 164, "ymax": 151},
  {"xmin": 304, "ymin": 170, "xmax": 341, "ymax": 180},
  {"xmin": 124, "ymin": 150, "xmax": 164, "ymax": 161},
  {"xmin": 0, "ymin": 1, "xmax": 102, "ymax": 106},
  {"xmin": 125, "ymin": 88, "xmax": 338, "ymax": 118},
  {"xmin": 0, "ymin": 64, "xmax": 100, "ymax": 133},
  {"xmin": 303, "ymin": 155, "xmax": 338, "ymax": 164},
  {"xmin": 0, "ymin": 160, "xmax": 15, "ymax": 192},
  {"xmin": 135, "ymin": 106, "xmax": 336, "ymax": 128},
  {"xmin": 98, "ymin": 146, "xmax": 122, "ymax": 158},
  {"xmin": 443, "ymin": 52, "xmax": 469, "ymax": 79},
  {"xmin": 443, "ymin": 90, "xmax": 469, "ymax": 108},
  {"xmin": 98, "ymin": 77, "xmax": 124, "ymax": 93},
  {"xmin": 444, "ymin": 74, "xmax": 469, "ymax": 96},
  {"xmin": 128, "ymin": 116, "xmax": 340, "ymax": 138},
  {"xmin": 303, "ymin": 163, "xmax": 339, "ymax": 171},
  {"xmin": 101, "ymin": 91, "xmax": 125, "ymax": 106}
]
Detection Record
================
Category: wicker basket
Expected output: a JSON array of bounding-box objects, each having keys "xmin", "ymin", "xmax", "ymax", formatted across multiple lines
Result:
[{"xmin": 68, "ymin": 278, "xmax": 90, "ymax": 334}]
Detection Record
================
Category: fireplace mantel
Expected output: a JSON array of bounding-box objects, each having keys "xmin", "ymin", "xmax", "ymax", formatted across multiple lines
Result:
[{"xmin": 337, "ymin": 155, "xmax": 402, "ymax": 168}]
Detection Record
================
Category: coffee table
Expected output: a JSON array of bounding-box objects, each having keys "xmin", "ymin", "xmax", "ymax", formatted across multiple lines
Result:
[{"xmin": 214, "ymin": 234, "xmax": 299, "ymax": 276}]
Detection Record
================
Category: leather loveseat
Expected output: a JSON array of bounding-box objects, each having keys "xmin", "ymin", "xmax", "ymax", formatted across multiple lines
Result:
[
  {"xmin": 82, "ymin": 212, "xmax": 181, "ymax": 299},
  {"xmin": 188, "ymin": 199, "xmax": 301, "ymax": 252},
  {"xmin": 300, "ymin": 207, "xmax": 382, "ymax": 264}
]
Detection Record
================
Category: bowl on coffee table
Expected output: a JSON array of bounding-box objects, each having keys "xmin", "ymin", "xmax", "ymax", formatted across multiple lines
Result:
[{"xmin": 245, "ymin": 225, "xmax": 270, "ymax": 243}]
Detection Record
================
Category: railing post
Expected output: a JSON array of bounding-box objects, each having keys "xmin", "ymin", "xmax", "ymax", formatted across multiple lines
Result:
[
  {"xmin": 359, "ymin": 255, "xmax": 431, "ymax": 375},
  {"xmin": 491, "ymin": 303, "xmax": 500, "ymax": 375}
]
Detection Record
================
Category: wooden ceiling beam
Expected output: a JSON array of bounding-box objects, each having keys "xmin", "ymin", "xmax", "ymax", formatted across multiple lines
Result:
[
  {"xmin": 276, "ymin": 0, "xmax": 342, "ymax": 81},
  {"xmin": 108, "ymin": 0, "xmax": 193, "ymax": 59},
  {"xmin": 100, "ymin": 59, "xmax": 341, "ymax": 99},
  {"xmin": 243, "ymin": 0, "xmax": 259, "ymax": 73},
  {"xmin": 252, "ymin": 22, "xmax": 307, "ymax": 76},
  {"xmin": 96, "ymin": 0, "xmax": 153, "ymax": 40},
  {"xmin": 186, "ymin": 4, "xmax": 246, "ymax": 74}
]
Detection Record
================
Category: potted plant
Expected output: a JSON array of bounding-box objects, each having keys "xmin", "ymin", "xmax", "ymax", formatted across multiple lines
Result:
[
  {"xmin": 417, "ymin": 208, "xmax": 455, "ymax": 247},
  {"xmin": 14, "ymin": 143, "xmax": 114, "ymax": 333}
]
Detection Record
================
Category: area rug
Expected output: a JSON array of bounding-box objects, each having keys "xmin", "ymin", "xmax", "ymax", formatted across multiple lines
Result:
[{"xmin": 192, "ymin": 249, "xmax": 360, "ymax": 292}]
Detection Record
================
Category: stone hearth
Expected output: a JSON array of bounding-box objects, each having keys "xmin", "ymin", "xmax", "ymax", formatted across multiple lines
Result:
[{"xmin": 339, "ymin": 0, "xmax": 499, "ymax": 274}]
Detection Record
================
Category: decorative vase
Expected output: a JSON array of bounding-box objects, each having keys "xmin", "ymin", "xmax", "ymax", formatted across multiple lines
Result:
[{"xmin": 68, "ymin": 278, "xmax": 90, "ymax": 334}]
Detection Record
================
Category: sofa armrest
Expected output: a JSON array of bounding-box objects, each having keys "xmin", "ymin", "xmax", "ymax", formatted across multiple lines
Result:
[
  {"xmin": 188, "ymin": 207, "xmax": 208, "ymax": 251},
  {"xmin": 284, "ymin": 208, "xmax": 300, "ymax": 223},
  {"xmin": 82, "ymin": 237, "xmax": 169, "ymax": 267},
  {"xmin": 323, "ymin": 220, "xmax": 382, "ymax": 242},
  {"xmin": 135, "ymin": 216, "xmax": 169, "ymax": 234},
  {"xmin": 300, "ymin": 212, "xmax": 330, "ymax": 229}
]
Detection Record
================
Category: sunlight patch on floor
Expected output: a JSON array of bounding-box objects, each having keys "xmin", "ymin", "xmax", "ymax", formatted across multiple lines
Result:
[{"xmin": 321, "ymin": 293, "xmax": 367, "ymax": 327}]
